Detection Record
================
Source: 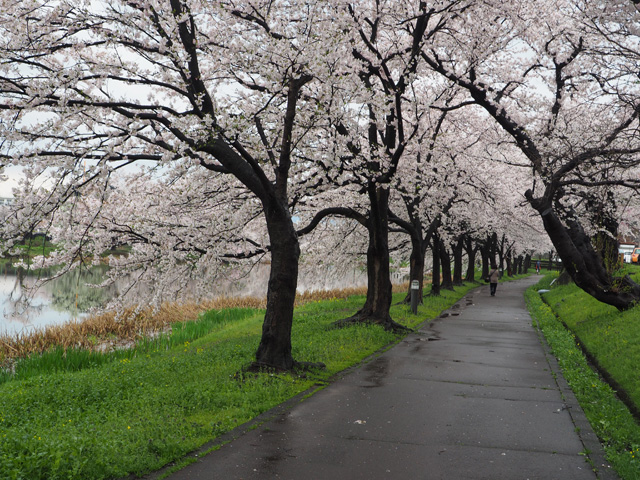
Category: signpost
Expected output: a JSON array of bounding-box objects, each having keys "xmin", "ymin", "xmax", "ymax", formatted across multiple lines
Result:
[{"xmin": 410, "ymin": 280, "xmax": 419, "ymax": 314}]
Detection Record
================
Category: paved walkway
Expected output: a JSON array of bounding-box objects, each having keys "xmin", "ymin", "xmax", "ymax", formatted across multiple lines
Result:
[{"xmin": 160, "ymin": 276, "xmax": 616, "ymax": 480}]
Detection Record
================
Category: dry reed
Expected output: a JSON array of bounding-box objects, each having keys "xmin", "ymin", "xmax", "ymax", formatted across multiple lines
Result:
[{"xmin": 0, "ymin": 282, "xmax": 411, "ymax": 365}]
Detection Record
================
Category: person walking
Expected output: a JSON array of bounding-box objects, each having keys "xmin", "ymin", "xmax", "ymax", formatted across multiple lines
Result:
[
  {"xmin": 536, "ymin": 260, "xmax": 541, "ymax": 274},
  {"xmin": 489, "ymin": 266, "xmax": 500, "ymax": 296}
]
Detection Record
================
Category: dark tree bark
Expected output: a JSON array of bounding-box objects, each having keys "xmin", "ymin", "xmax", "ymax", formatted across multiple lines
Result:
[
  {"xmin": 403, "ymin": 236, "xmax": 426, "ymax": 304},
  {"xmin": 524, "ymin": 253, "xmax": 532, "ymax": 273},
  {"xmin": 496, "ymin": 233, "xmax": 505, "ymax": 272},
  {"xmin": 592, "ymin": 194, "xmax": 621, "ymax": 274},
  {"xmin": 387, "ymin": 210, "xmax": 427, "ymax": 305},
  {"xmin": 505, "ymin": 255, "xmax": 513, "ymax": 277},
  {"xmin": 452, "ymin": 237, "xmax": 464, "ymax": 286},
  {"xmin": 430, "ymin": 235, "xmax": 442, "ymax": 296},
  {"xmin": 336, "ymin": 186, "xmax": 407, "ymax": 332},
  {"xmin": 440, "ymin": 239, "xmax": 454, "ymax": 290},
  {"xmin": 463, "ymin": 235, "xmax": 478, "ymax": 282},
  {"xmin": 255, "ymin": 200, "xmax": 300, "ymax": 370},
  {"xmin": 357, "ymin": 186, "xmax": 393, "ymax": 322},
  {"xmin": 320, "ymin": 3, "xmax": 436, "ymax": 330},
  {"xmin": 201, "ymin": 82, "xmax": 311, "ymax": 370},
  {"xmin": 480, "ymin": 241, "xmax": 491, "ymax": 280},
  {"xmin": 300, "ymin": 191, "xmax": 407, "ymax": 333},
  {"xmin": 389, "ymin": 199, "xmax": 451, "ymax": 304},
  {"xmin": 526, "ymin": 191, "xmax": 640, "ymax": 310}
]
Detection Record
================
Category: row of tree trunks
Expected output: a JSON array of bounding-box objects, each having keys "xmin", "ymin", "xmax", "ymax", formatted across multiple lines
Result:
[{"xmin": 401, "ymin": 230, "xmax": 533, "ymax": 300}]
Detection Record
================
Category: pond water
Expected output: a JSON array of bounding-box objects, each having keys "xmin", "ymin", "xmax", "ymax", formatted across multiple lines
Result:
[
  {"xmin": 0, "ymin": 265, "xmax": 116, "ymax": 337},
  {"xmin": 0, "ymin": 274, "xmax": 80, "ymax": 336},
  {"xmin": 0, "ymin": 263, "xmax": 374, "ymax": 338}
]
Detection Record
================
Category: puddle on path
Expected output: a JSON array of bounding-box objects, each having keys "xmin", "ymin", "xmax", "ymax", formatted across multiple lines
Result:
[{"xmin": 361, "ymin": 356, "xmax": 390, "ymax": 388}]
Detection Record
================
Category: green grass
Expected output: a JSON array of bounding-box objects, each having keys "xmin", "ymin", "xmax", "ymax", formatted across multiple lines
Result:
[
  {"xmin": 0, "ymin": 308, "xmax": 258, "ymax": 384},
  {"xmin": 541, "ymin": 266, "xmax": 640, "ymax": 411},
  {"xmin": 0, "ymin": 282, "xmax": 478, "ymax": 480},
  {"xmin": 527, "ymin": 268, "xmax": 640, "ymax": 479}
]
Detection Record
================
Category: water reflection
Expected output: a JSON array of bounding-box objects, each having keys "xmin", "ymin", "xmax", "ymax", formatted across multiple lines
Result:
[
  {"xmin": 46, "ymin": 265, "xmax": 116, "ymax": 313},
  {"xmin": 0, "ymin": 265, "xmax": 114, "ymax": 337}
]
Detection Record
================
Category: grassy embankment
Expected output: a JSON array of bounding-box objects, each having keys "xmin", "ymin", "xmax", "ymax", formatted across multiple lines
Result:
[
  {"xmin": 526, "ymin": 266, "xmax": 640, "ymax": 479},
  {"xmin": 0, "ymin": 274, "xmax": 527, "ymax": 480}
]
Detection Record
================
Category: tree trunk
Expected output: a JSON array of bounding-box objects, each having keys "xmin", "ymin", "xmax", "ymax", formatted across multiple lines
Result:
[
  {"xmin": 489, "ymin": 233, "xmax": 498, "ymax": 269},
  {"xmin": 480, "ymin": 242, "xmax": 490, "ymax": 280},
  {"xmin": 403, "ymin": 236, "xmax": 425, "ymax": 304},
  {"xmin": 254, "ymin": 200, "xmax": 300, "ymax": 370},
  {"xmin": 524, "ymin": 253, "xmax": 532, "ymax": 273},
  {"xmin": 336, "ymin": 186, "xmax": 406, "ymax": 331},
  {"xmin": 430, "ymin": 236, "xmax": 441, "ymax": 296},
  {"xmin": 452, "ymin": 237, "xmax": 464, "ymax": 286},
  {"xmin": 440, "ymin": 239, "xmax": 454, "ymax": 290},
  {"xmin": 497, "ymin": 234, "xmax": 505, "ymax": 272},
  {"xmin": 526, "ymin": 191, "xmax": 640, "ymax": 310},
  {"xmin": 464, "ymin": 236, "xmax": 477, "ymax": 282}
]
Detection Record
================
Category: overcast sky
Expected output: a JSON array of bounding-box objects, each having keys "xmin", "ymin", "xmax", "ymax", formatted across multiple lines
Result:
[{"xmin": 0, "ymin": 166, "xmax": 21, "ymax": 198}]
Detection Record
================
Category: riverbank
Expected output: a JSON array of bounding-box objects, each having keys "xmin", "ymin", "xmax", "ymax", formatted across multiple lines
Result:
[
  {"xmin": 0, "ymin": 279, "xmax": 487, "ymax": 479},
  {"xmin": 0, "ymin": 284, "xmax": 384, "ymax": 374}
]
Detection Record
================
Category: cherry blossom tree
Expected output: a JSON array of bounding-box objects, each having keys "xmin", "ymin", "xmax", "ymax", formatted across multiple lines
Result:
[
  {"xmin": 389, "ymin": 135, "xmax": 468, "ymax": 299},
  {"xmin": 0, "ymin": 0, "xmax": 345, "ymax": 370},
  {"xmin": 421, "ymin": 0, "xmax": 640, "ymax": 309},
  {"xmin": 390, "ymin": 94, "xmax": 548, "ymax": 295},
  {"xmin": 299, "ymin": 1, "xmax": 470, "ymax": 330}
]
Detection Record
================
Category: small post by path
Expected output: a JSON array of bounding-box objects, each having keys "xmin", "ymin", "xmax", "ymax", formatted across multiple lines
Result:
[{"xmin": 410, "ymin": 280, "xmax": 419, "ymax": 314}]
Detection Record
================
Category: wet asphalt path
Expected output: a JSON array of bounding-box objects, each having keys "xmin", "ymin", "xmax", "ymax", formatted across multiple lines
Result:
[{"xmin": 158, "ymin": 276, "xmax": 615, "ymax": 480}]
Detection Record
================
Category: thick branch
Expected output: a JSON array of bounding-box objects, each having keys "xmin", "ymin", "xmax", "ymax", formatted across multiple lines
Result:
[{"xmin": 297, "ymin": 207, "xmax": 368, "ymax": 237}]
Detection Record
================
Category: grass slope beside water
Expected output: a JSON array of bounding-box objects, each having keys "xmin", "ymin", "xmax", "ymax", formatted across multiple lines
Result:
[
  {"xmin": 527, "ymin": 267, "xmax": 640, "ymax": 479},
  {"xmin": 0, "ymin": 282, "xmax": 479, "ymax": 480}
]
